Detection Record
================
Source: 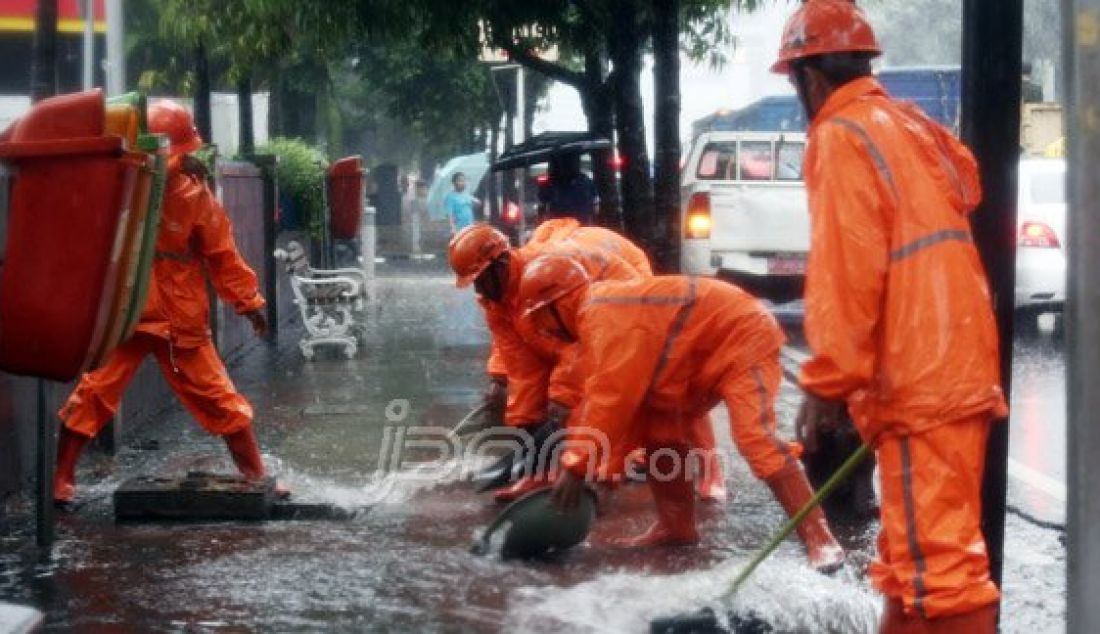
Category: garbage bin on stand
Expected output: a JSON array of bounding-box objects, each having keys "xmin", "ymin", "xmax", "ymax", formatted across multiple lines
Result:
[{"xmin": 327, "ymin": 156, "xmax": 364, "ymax": 268}]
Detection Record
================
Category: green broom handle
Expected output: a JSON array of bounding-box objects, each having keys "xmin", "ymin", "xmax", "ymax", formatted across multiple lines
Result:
[{"xmin": 727, "ymin": 443, "xmax": 873, "ymax": 597}]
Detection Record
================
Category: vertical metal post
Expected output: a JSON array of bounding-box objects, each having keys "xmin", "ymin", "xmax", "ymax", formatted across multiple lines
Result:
[
  {"xmin": 34, "ymin": 381, "xmax": 53, "ymax": 547},
  {"xmin": 105, "ymin": 0, "xmax": 124, "ymax": 96},
  {"xmin": 1065, "ymin": 2, "xmax": 1100, "ymax": 631},
  {"xmin": 81, "ymin": 0, "xmax": 94, "ymax": 90},
  {"xmin": 515, "ymin": 66, "xmax": 527, "ymax": 237},
  {"xmin": 255, "ymin": 154, "xmax": 279, "ymax": 340},
  {"xmin": 960, "ymin": 0, "xmax": 1023, "ymax": 590}
]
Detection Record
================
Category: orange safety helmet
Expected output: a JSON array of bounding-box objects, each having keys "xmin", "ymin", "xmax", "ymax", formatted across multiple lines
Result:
[
  {"xmin": 448, "ymin": 223, "xmax": 511, "ymax": 288},
  {"xmin": 148, "ymin": 99, "xmax": 203, "ymax": 157},
  {"xmin": 771, "ymin": 0, "xmax": 881, "ymax": 74},
  {"xmin": 518, "ymin": 254, "xmax": 591, "ymax": 317}
]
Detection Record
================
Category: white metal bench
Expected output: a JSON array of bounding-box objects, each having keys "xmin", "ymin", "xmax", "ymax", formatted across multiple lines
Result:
[{"xmin": 274, "ymin": 240, "xmax": 367, "ymax": 360}]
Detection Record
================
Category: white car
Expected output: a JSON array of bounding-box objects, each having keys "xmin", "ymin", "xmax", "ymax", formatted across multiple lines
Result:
[
  {"xmin": 680, "ymin": 131, "xmax": 809, "ymax": 303},
  {"xmin": 1015, "ymin": 158, "xmax": 1066, "ymax": 327}
]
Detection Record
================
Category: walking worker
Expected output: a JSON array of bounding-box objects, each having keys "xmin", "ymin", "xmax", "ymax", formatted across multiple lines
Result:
[
  {"xmin": 53, "ymin": 100, "xmax": 284, "ymax": 506},
  {"xmin": 522, "ymin": 256, "xmax": 843, "ymax": 569},
  {"xmin": 444, "ymin": 171, "xmax": 480, "ymax": 235},
  {"xmin": 772, "ymin": 1, "xmax": 1008, "ymax": 630},
  {"xmin": 448, "ymin": 219, "xmax": 726, "ymax": 503}
]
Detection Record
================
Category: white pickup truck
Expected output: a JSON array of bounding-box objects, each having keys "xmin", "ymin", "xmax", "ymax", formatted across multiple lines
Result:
[{"xmin": 680, "ymin": 131, "xmax": 809, "ymax": 303}]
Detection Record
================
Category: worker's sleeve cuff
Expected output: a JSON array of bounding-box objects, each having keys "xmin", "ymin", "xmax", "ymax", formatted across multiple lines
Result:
[{"xmin": 234, "ymin": 292, "xmax": 266, "ymax": 314}]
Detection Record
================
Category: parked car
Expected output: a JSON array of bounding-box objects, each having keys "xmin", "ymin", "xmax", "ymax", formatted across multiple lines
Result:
[
  {"xmin": 680, "ymin": 130, "xmax": 809, "ymax": 303},
  {"xmin": 1015, "ymin": 158, "xmax": 1066, "ymax": 328}
]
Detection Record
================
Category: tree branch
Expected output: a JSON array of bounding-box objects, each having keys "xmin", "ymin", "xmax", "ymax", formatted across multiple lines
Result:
[{"xmin": 498, "ymin": 39, "xmax": 586, "ymax": 89}]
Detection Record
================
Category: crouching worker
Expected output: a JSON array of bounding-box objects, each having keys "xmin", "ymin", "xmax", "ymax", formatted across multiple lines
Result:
[
  {"xmin": 448, "ymin": 220, "xmax": 726, "ymax": 502},
  {"xmin": 522, "ymin": 255, "xmax": 843, "ymax": 570},
  {"xmin": 53, "ymin": 100, "xmax": 285, "ymax": 506}
]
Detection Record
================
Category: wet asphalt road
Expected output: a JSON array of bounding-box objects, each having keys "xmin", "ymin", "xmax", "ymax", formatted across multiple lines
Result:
[{"xmin": 0, "ymin": 266, "xmax": 1066, "ymax": 632}]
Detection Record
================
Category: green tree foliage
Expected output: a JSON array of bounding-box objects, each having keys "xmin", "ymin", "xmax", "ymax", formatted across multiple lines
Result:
[{"xmin": 258, "ymin": 137, "xmax": 329, "ymax": 236}]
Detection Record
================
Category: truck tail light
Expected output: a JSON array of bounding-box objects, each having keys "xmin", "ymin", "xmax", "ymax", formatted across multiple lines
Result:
[
  {"xmin": 1019, "ymin": 221, "xmax": 1060, "ymax": 248},
  {"xmin": 685, "ymin": 192, "xmax": 711, "ymax": 239}
]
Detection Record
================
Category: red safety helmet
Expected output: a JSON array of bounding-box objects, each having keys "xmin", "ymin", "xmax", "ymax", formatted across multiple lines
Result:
[
  {"xmin": 771, "ymin": 0, "xmax": 881, "ymax": 74},
  {"xmin": 519, "ymin": 254, "xmax": 591, "ymax": 317},
  {"xmin": 148, "ymin": 99, "xmax": 203, "ymax": 157},
  {"xmin": 448, "ymin": 223, "xmax": 510, "ymax": 288}
]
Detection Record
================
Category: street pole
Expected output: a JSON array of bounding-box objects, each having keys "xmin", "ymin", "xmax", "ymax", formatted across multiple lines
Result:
[
  {"xmin": 30, "ymin": 0, "xmax": 58, "ymax": 549},
  {"xmin": 960, "ymin": 0, "xmax": 1022, "ymax": 591},
  {"xmin": 1064, "ymin": 2, "xmax": 1100, "ymax": 631},
  {"xmin": 81, "ymin": 0, "xmax": 94, "ymax": 90},
  {"xmin": 105, "ymin": 0, "xmax": 124, "ymax": 96},
  {"xmin": 515, "ymin": 66, "xmax": 526, "ymax": 238}
]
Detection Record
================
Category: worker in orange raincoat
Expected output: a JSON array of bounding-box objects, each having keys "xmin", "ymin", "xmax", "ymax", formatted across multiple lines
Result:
[
  {"xmin": 448, "ymin": 220, "xmax": 726, "ymax": 503},
  {"xmin": 771, "ymin": 1, "xmax": 1008, "ymax": 631},
  {"xmin": 53, "ymin": 100, "xmax": 282, "ymax": 506},
  {"xmin": 524, "ymin": 255, "xmax": 844, "ymax": 568}
]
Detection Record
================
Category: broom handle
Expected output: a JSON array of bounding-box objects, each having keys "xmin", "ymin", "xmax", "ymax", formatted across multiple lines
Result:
[{"xmin": 726, "ymin": 443, "xmax": 872, "ymax": 596}]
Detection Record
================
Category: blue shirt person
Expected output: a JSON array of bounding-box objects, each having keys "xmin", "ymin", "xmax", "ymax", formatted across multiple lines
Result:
[{"xmin": 444, "ymin": 172, "xmax": 480, "ymax": 234}]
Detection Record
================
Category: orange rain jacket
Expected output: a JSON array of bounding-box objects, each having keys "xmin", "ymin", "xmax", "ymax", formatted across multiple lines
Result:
[
  {"xmin": 483, "ymin": 219, "xmax": 651, "ymax": 426},
  {"xmin": 560, "ymin": 276, "xmax": 787, "ymax": 475},
  {"xmin": 799, "ymin": 77, "xmax": 1008, "ymax": 442},
  {"xmin": 136, "ymin": 166, "xmax": 266, "ymax": 347}
]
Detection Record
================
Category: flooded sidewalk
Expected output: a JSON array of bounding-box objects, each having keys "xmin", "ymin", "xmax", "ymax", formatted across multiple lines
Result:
[{"xmin": 0, "ymin": 265, "xmax": 1065, "ymax": 633}]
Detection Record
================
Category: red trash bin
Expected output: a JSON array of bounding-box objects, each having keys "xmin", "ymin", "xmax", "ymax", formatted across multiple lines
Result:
[
  {"xmin": 0, "ymin": 89, "xmax": 144, "ymax": 381},
  {"xmin": 327, "ymin": 156, "xmax": 364, "ymax": 240}
]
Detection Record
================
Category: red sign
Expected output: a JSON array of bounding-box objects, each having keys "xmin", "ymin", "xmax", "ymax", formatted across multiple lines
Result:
[{"xmin": 0, "ymin": 0, "xmax": 106, "ymax": 33}]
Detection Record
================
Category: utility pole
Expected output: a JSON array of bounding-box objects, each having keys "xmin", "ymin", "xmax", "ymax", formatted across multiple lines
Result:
[
  {"xmin": 105, "ymin": 0, "xmax": 124, "ymax": 96},
  {"xmin": 1064, "ymin": 2, "xmax": 1100, "ymax": 631},
  {"xmin": 29, "ymin": 0, "xmax": 58, "ymax": 548},
  {"xmin": 960, "ymin": 0, "xmax": 1023, "ymax": 592},
  {"xmin": 81, "ymin": 0, "xmax": 94, "ymax": 90}
]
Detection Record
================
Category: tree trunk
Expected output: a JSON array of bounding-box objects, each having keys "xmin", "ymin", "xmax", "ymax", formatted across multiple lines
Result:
[
  {"xmin": 237, "ymin": 74, "xmax": 254, "ymax": 157},
  {"xmin": 652, "ymin": 0, "xmax": 681, "ymax": 272},
  {"xmin": 30, "ymin": 0, "xmax": 58, "ymax": 102},
  {"xmin": 582, "ymin": 52, "xmax": 621, "ymax": 229},
  {"xmin": 609, "ymin": 0, "xmax": 654, "ymax": 250},
  {"xmin": 193, "ymin": 41, "xmax": 213, "ymax": 144},
  {"xmin": 269, "ymin": 65, "xmax": 283, "ymax": 138}
]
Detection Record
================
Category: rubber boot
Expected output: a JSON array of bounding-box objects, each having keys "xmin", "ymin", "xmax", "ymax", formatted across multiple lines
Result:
[
  {"xmin": 610, "ymin": 447, "xmax": 699, "ymax": 548},
  {"xmin": 879, "ymin": 598, "xmax": 998, "ymax": 634},
  {"xmin": 695, "ymin": 450, "xmax": 727, "ymax": 503},
  {"xmin": 53, "ymin": 427, "xmax": 91, "ymax": 506},
  {"xmin": 688, "ymin": 417, "xmax": 727, "ymax": 502},
  {"xmin": 493, "ymin": 472, "xmax": 555, "ymax": 503},
  {"xmin": 764, "ymin": 462, "xmax": 845, "ymax": 573},
  {"xmin": 223, "ymin": 427, "xmax": 290, "ymax": 499}
]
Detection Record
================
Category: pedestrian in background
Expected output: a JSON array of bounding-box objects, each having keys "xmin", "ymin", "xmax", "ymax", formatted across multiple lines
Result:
[
  {"xmin": 537, "ymin": 153, "xmax": 597, "ymax": 225},
  {"xmin": 444, "ymin": 171, "xmax": 480, "ymax": 235},
  {"xmin": 773, "ymin": 1, "xmax": 1008, "ymax": 631}
]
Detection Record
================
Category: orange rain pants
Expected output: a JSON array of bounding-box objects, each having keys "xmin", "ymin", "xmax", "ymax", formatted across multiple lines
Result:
[
  {"xmin": 872, "ymin": 414, "xmax": 999, "ymax": 618},
  {"xmin": 602, "ymin": 361, "xmax": 797, "ymax": 482},
  {"xmin": 61, "ymin": 332, "xmax": 253, "ymax": 438},
  {"xmin": 798, "ymin": 77, "xmax": 1008, "ymax": 617},
  {"xmin": 60, "ymin": 166, "xmax": 264, "ymax": 439}
]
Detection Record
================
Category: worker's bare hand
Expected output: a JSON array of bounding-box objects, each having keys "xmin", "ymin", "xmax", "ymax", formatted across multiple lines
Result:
[
  {"xmin": 551, "ymin": 469, "xmax": 585, "ymax": 512},
  {"xmin": 795, "ymin": 392, "xmax": 848, "ymax": 454},
  {"xmin": 245, "ymin": 310, "xmax": 269, "ymax": 338}
]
